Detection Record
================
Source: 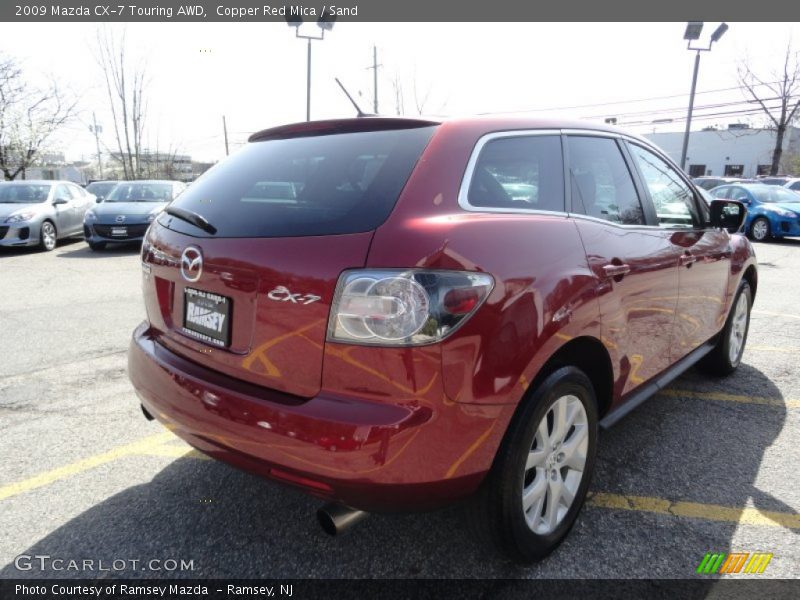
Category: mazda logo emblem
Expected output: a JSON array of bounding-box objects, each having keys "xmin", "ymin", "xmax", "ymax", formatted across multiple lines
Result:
[
  {"xmin": 180, "ymin": 246, "xmax": 203, "ymax": 282},
  {"xmin": 115, "ymin": 215, "xmax": 126, "ymax": 223}
]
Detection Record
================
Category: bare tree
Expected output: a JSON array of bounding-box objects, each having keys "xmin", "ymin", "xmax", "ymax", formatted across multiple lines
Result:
[
  {"xmin": 0, "ymin": 53, "xmax": 78, "ymax": 180},
  {"xmin": 738, "ymin": 45, "xmax": 800, "ymax": 175},
  {"xmin": 390, "ymin": 71, "xmax": 435, "ymax": 116},
  {"xmin": 391, "ymin": 73, "xmax": 405, "ymax": 116},
  {"xmin": 95, "ymin": 27, "xmax": 147, "ymax": 180}
]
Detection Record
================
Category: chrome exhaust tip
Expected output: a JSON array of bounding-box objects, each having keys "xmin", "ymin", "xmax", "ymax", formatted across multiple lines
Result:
[{"xmin": 317, "ymin": 503, "xmax": 368, "ymax": 536}]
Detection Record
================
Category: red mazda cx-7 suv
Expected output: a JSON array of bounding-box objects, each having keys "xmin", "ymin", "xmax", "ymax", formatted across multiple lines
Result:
[{"xmin": 129, "ymin": 116, "xmax": 756, "ymax": 562}]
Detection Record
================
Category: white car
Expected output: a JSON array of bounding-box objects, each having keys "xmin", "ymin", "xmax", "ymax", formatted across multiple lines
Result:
[
  {"xmin": 782, "ymin": 178, "xmax": 800, "ymax": 193},
  {"xmin": 0, "ymin": 180, "xmax": 95, "ymax": 251}
]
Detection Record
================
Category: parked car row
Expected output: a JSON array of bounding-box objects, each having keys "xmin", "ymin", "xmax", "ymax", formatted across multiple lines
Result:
[{"xmin": 0, "ymin": 179, "xmax": 186, "ymax": 252}]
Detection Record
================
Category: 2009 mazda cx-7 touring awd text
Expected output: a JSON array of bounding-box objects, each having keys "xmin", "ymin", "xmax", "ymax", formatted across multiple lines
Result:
[{"xmin": 128, "ymin": 116, "xmax": 756, "ymax": 562}]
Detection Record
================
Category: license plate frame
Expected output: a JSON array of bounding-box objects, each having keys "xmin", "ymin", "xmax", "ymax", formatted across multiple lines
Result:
[
  {"xmin": 111, "ymin": 227, "xmax": 128, "ymax": 236},
  {"xmin": 182, "ymin": 287, "xmax": 232, "ymax": 348}
]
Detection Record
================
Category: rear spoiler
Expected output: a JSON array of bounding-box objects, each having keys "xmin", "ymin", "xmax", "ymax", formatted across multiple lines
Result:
[{"xmin": 248, "ymin": 117, "xmax": 441, "ymax": 143}]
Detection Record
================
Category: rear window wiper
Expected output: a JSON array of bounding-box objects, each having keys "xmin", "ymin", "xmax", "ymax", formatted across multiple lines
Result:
[{"xmin": 164, "ymin": 206, "xmax": 217, "ymax": 235}]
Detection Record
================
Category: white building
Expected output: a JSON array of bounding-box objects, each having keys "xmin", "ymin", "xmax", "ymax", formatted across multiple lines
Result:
[
  {"xmin": 644, "ymin": 125, "xmax": 800, "ymax": 178},
  {"xmin": 24, "ymin": 164, "xmax": 87, "ymax": 184}
]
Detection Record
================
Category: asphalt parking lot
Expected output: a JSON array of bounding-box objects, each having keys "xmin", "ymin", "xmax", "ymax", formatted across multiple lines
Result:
[{"xmin": 0, "ymin": 236, "xmax": 798, "ymax": 579}]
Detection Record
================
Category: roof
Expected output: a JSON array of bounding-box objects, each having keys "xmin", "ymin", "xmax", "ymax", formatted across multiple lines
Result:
[
  {"xmin": 248, "ymin": 114, "xmax": 650, "ymax": 144},
  {"xmin": 112, "ymin": 180, "xmax": 184, "ymax": 184},
  {"xmin": 0, "ymin": 179, "xmax": 69, "ymax": 185}
]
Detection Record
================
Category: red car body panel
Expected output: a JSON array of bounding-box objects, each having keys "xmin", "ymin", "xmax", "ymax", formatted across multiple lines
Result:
[{"xmin": 128, "ymin": 116, "xmax": 757, "ymax": 512}]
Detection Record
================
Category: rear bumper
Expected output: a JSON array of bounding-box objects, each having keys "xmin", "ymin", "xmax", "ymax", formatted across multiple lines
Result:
[{"xmin": 128, "ymin": 322, "xmax": 512, "ymax": 511}]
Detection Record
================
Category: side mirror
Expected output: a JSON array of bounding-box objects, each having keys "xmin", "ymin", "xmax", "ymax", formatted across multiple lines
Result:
[
  {"xmin": 710, "ymin": 199, "xmax": 746, "ymax": 233},
  {"xmin": 95, "ymin": 196, "xmax": 103, "ymax": 203},
  {"xmin": 735, "ymin": 196, "xmax": 751, "ymax": 205},
  {"xmin": 52, "ymin": 197, "xmax": 69, "ymax": 205}
]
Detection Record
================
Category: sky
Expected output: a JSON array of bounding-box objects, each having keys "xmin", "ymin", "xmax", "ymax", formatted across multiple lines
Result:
[{"xmin": 1, "ymin": 21, "xmax": 799, "ymax": 163}]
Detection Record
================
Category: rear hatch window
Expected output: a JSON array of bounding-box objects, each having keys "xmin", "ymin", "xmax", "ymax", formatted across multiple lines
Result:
[{"xmin": 161, "ymin": 125, "xmax": 437, "ymax": 238}]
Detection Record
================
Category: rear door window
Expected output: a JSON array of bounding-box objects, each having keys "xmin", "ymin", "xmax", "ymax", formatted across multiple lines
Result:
[
  {"xmin": 466, "ymin": 135, "xmax": 565, "ymax": 212},
  {"xmin": 163, "ymin": 126, "xmax": 436, "ymax": 238},
  {"xmin": 566, "ymin": 136, "xmax": 645, "ymax": 225}
]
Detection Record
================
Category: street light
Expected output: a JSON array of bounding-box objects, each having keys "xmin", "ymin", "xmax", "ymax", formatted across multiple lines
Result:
[
  {"xmin": 679, "ymin": 22, "xmax": 728, "ymax": 171},
  {"xmin": 286, "ymin": 14, "xmax": 337, "ymax": 121}
]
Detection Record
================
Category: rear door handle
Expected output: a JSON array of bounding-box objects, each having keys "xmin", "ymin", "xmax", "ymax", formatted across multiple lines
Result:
[
  {"xmin": 602, "ymin": 263, "xmax": 631, "ymax": 279},
  {"xmin": 679, "ymin": 253, "xmax": 697, "ymax": 267}
]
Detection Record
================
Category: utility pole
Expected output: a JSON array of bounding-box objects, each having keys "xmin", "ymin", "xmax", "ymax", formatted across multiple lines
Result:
[
  {"xmin": 680, "ymin": 51, "xmax": 701, "ymax": 170},
  {"xmin": 366, "ymin": 45, "xmax": 382, "ymax": 114},
  {"xmin": 679, "ymin": 22, "xmax": 728, "ymax": 171},
  {"xmin": 306, "ymin": 38, "xmax": 312, "ymax": 121},
  {"xmin": 90, "ymin": 112, "xmax": 103, "ymax": 179},
  {"xmin": 222, "ymin": 115, "xmax": 230, "ymax": 156}
]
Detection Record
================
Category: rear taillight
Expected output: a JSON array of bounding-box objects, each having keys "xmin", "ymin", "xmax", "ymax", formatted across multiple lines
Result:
[{"xmin": 327, "ymin": 269, "xmax": 494, "ymax": 346}]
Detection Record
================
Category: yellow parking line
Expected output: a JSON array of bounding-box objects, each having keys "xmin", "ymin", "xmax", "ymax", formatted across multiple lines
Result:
[
  {"xmin": 660, "ymin": 388, "xmax": 800, "ymax": 409},
  {"xmin": 0, "ymin": 432, "xmax": 175, "ymax": 501},
  {"xmin": 3, "ymin": 431, "xmax": 799, "ymax": 534},
  {"xmin": 136, "ymin": 445, "xmax": 210, "ymax": 460},
  {"xmin": 588, "ymin": 492, "xmax": 800, "ymax": 530},
  {"xmin": 752, "ymin": 310, "xmax": 800, "ymax": 320}
]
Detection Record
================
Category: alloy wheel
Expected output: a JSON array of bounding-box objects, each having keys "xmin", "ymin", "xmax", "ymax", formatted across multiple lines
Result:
[
  {"xmin": 41, "ymin": 222, "xmax": 56, "ymax": 250},
  {"xmin": 751, "ymin": 219, "xmax": 769, "ymax": 241},
  {"xmin": 522, "ymin": 394, "xmax": 588, "ymax": 535},
  {"xmin": 728, "ymin": 292, "xmax": 749, "ymax": 364}
]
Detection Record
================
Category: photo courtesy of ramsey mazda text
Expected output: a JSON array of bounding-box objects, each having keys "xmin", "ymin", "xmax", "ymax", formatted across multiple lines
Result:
[{"xmin": 129, "ymin": 115, "xmax": 755, "ymax": 562}]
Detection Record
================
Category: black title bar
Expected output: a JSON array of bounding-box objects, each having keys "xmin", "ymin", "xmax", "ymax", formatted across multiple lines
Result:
[
  {"xmin": 2, "ymin": 579, "xmax": 800, "ymax": 600},
  {"xmin": 3, "ymin": 0, "xmax": 800, "ymax": 22}
]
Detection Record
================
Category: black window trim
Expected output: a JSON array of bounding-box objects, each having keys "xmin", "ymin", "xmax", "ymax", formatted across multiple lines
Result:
[{"xmin": 458, "ymin": 129, "xmax": 568, "ymax": 216}]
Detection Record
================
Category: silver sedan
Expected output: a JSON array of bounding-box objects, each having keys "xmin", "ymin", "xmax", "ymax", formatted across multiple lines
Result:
[{"xmin": 0, "ymin": 180, "xmax": 95, "ymax": 251}]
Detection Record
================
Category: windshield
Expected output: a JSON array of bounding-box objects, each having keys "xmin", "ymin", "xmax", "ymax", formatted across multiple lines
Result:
[
  {"xmin": 752, "ymin": 187, "xmax": 800, "ymax": 203},
  {"xmin": 0, "ymin": 184, "xmax": 51, "ymax": 203},
  {"xmin": 163, "ymin": 125, "xmax": 437, "ymax": 238},
  {"xmin": 86, "ymin": 182, "xmax": 117, "ymax": 197},
  {"xmin": 106, "ymin": 183, "xmax": 174, "ymax": 203}
]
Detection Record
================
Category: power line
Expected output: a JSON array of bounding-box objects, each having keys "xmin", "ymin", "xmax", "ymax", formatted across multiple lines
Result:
[
  {"xmin": 586, "ymin": 95, "xmax": 798, "ymax": 121},
  {"xmin": 616, "ymin": 103, "xmax": 790, "ymax": 127},
  {"xmin": 482, "ymin": 79, "xmax": 788, "ymax": 116}
]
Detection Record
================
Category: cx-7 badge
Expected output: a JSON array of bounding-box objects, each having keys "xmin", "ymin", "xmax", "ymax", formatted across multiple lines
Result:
[{"xmin": 267, "ymin": 285, "xmax": 321, "ymax": 305}]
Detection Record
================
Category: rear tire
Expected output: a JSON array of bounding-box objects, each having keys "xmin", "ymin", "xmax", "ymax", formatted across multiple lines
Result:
[
  {"xmin": 698, "ymin": 280, "xmax": 752, "ymax": 376},
  {"xmin": 88, "ymin": 241, "xmax": 106, "ymax": 251},
  {"xmin": 468, "ymin": 366, "xmax": 598, "ymax": 563}
]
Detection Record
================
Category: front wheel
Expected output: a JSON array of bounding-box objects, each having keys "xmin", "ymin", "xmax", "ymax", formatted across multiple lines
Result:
[
  {"xmin": 39, "ymin": 221, "xmax": 57, "ymax": 251},
  {"xmin": 698, "ymin": 280, "xmax": 752, "ymax": 376},
  {"xmin": 749, "ymin": 217, "xmax": 771, "ymax": 242},
  {"xmin": 469, "ymin": 367, "xmax": 598, "ymax": 563}
]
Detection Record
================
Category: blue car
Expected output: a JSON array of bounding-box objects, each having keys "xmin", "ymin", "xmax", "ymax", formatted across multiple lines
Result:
[
  {"xmin": 83, "ymin": 180, "xmax": 186, "ymax": 250},
  {"xmin": 710, "ymin": 183, "xmax": 800, "ymax": 241}
]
